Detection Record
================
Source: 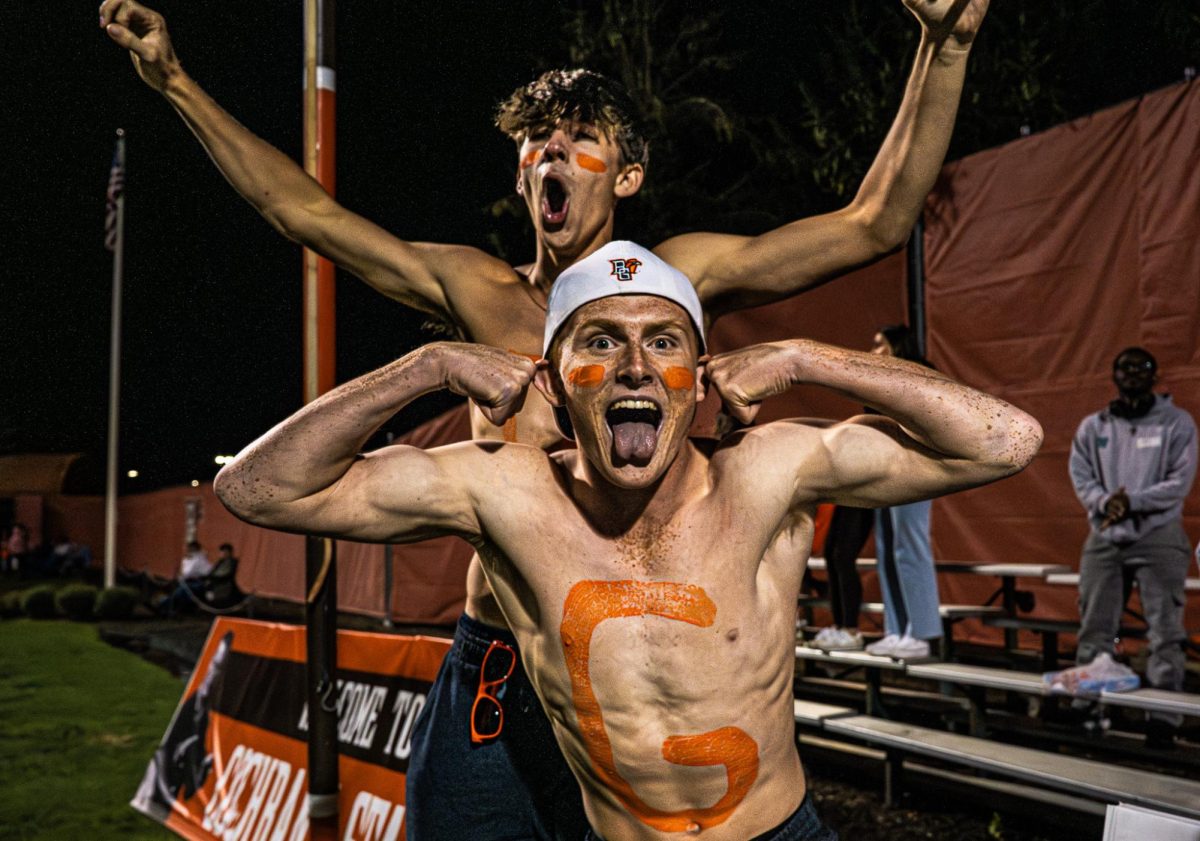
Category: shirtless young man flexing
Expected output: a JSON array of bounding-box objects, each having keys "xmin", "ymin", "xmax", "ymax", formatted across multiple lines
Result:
[
  {"xmin": 215, "ymin": 242, "xmax": 1042, "ymax": 840},
  {"xmin": 101, "ymin": 2, "xmax": 991, "ymax": 835}
]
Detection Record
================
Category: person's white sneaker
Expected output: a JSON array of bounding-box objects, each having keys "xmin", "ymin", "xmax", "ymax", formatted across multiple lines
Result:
[
  {"xmin": 808, "ymin": 626, "xmax": 836, "ymax": 647},
  {"xmin": 865, "ymin": 633, "xmax": 902, "ymax": 656},
  {"xmin": 887, "ymin": 635, "xmax": 932, "ymax": 660},
  {"xmin": 816, "ymin": 628, "xmax": 864, "ymax": 651}
]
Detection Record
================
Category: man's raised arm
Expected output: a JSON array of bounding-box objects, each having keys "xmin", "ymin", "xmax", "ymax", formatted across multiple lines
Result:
[
  {"xmin": 658, "ymin": 0, "xmax": 989, "ymax": 314},
  {"xmin": 100, "ymin": 0, "xmax": 486, "ymax": 318},
  {"xmin": 706, "ymin": 337, "xmax": 1042, "ymax": 508},
  {"xmin": 214, "ymin": 343, "xmax": 536, "ymax": 542}
]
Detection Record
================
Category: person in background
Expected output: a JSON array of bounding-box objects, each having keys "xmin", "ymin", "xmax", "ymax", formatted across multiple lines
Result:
[
  {"xmin": 5, "ymin": 524, "xmax": 31, "ymax": 578},
  {"xmin": 810, "ymin": 506, "xmax": 873, "ymax": 651},
  {"xmin": 864, "ymin": 325, "xmax": 943, "ymax": 660},
  {"xmin": 45, "ymin": 536, "xmax": 94, "ymax": 576},
  {"xmin": 180, "ymin": 540, "xmax": 213, "ymax": 580},
  {"xmin": 212, "ymin": 542, "xmax": 237, "ymax": 573},
  {"xmin": 1069, "ymin": 346, "xmax": 1197, "ymax": 749},
  {"xmin": 159, "ymin": 540, "xmax": 214, "ymax": 616}
]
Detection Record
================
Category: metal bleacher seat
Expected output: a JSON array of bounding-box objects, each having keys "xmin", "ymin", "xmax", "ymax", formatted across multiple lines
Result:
[
  {"xmin": 796, "ymin": 645, "xmax": 921, "ymax": 716},
  {"xmin": 1046, "ymin": 572, "xmax": 1200, "ymax": 592},
  {"xmin": 906, "ymin": 660, "xmax": 1047, "ymax": 694},
  {"xmin": 904, "ymin": 660, "xmax": 1200, "ymax": 734},
  {"xmin": 823, "ymin": 715, "xmax": 1200, "ymax": 820},
  {"xmin": 792, "ymin": 698, "xmax": 856, "ymax": 727},
  {"xmin": 796, "ymin": 646, "xmax": 916, "ymax": 670}
]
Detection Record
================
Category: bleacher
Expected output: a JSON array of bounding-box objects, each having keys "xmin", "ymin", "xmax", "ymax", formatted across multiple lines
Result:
[{"xmin": 794, "ymin": 557, "xmax": 1200, "ymax": 826}]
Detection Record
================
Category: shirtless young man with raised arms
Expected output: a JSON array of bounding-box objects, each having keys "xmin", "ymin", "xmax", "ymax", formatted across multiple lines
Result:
[
  {"xmin": 101, "ymin": 2, "xmax": 991, "ymax": 835},
  {"xmin": 216, "ymin": 242, "xmax": 1042, "ymax": 840}
]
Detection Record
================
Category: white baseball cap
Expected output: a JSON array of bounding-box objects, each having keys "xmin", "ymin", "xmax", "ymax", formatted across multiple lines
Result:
[{"xmin": 542, "ymin": 240, "xmax": 706, "ymax": 357}]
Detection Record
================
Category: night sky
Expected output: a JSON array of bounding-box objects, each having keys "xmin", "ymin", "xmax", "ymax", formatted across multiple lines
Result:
[{"xmin": 5, "ymin": 2, "xmax": 1192, "ymax": 495}]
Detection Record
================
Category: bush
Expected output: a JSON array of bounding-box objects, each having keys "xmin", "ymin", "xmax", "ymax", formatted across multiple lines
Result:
[
  {"xmin": 55, "ymin": 584, "xmax": 98, "ymax": 621},
  {"xmin": 94, "ymin": 586, "xmax": 141, "ymax": 621},
  {"xmin": 0, "ymin": 591, "xmax": 22, "ymax": 618},
  {"xmin": 20, "ymin": 587, "xmax": 57, "ymax": 620}
]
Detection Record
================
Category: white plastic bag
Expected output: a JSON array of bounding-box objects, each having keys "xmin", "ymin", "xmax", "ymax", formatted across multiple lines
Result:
[{"xmin": 1043, "ymin": 652, "xmax": 1140, "ymax": 695}]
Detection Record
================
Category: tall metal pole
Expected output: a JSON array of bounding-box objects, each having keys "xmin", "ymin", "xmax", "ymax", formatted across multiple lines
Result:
[
  {"xmin": 103, "ymin": 130, "xmax": 126, "ymax": 590},
  {"xmin": 906, "ymin": 214, "xmax": 927, "ymax": 358},
  {"xmin": 303, "ymin": 0, "xmax": 339, "ymax": 833},
  {"xmin": 304, "ymin": 0, "xmax": 337, "ymax": 403},
  {"xmin": 382, "ymin": 432, "xmax": 394, "ymax": 629}
]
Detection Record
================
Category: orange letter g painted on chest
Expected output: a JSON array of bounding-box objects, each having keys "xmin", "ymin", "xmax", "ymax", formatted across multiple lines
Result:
[{"xmin": 560, "ymin": 580, "xmax": 759, "ymax": 832}]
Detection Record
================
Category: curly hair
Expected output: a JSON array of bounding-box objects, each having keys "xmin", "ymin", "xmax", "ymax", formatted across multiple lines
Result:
[{"xmin": 495, "ymin": 69, "xmax": 649, "ymax": 168}]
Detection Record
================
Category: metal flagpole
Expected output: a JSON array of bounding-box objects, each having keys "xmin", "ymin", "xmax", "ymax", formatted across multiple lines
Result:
[
  {"xmin": 103, "ymin": 129, "xmax": 126, "ymax": 590},
  {"xmin": 302, "ymin": 0, "xmax": 339, "ymax": 833}
]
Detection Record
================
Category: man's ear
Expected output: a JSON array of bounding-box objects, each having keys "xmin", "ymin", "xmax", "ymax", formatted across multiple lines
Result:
[
  {"xmin": 614, "ymin": 163, "xmax": 644, "ymax": 199},
  {"xmin": 516, "ymin": 170, "xmax": 526, "ymax": 196},
  {"xmin": 695, "ymin": 355, "xmax": 710, "ymax": 404},
  {"xmin": 533, "ymin": 361, "xmax": 563, "ymax": 407}
]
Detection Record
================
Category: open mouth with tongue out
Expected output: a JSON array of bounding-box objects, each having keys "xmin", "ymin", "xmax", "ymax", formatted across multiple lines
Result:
[
  {"xmin": 541, "ymin": 176, "xmax": 570, "ymax": 229},
  {"xmin": 606, "ymin": 398, "xmax": 662, "ymax": 465}
]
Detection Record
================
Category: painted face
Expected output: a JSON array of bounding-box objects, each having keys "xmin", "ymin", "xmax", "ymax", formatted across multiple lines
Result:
[
  {"xmin": 553, "ymin": 296, "xmax": 701, "ymax": 489},
  {"xmin": 516, "ymin": 120, "xmax": 631, "ymax": 250}
]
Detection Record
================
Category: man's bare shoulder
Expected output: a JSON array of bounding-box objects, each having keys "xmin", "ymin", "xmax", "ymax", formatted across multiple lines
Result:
[
  {"xmin": 709, "ymin": 419, "xmax": 831, "ymax": 459},
  {"xmin": 411, "ymin": 242, "xmax": 522, "ymax": 288},
  {"xmin": 387, "ymin": 438, "xmax": 563, "ymax": 514},
  {"xmin": 468, "ymin": 439, "xmax": 576, "ymax": 491},
  {"xmin": 653, "ymin": 232, "xmax": 748, "ymax": 294},
  {"xmin": 425, "ymin": 437, "xmax": 559, "ymax": 468},
  {"xmin": 706, "ymin": 420, "xmax": 839, "ymax": 497},
  {"xmin": 415, "ymin": 246, "xmax": 549, "ymax": 347}
]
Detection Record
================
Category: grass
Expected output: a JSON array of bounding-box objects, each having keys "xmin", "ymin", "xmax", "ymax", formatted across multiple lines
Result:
[{"xmin": 0, "ymin": 619, "xmax": 183, "ymax": 840}]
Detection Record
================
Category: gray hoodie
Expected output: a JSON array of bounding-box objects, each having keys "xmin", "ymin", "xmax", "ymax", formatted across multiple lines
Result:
[{"xmin": 1069, "ymin": 394, "xmax": 1197, "ymax": 543}]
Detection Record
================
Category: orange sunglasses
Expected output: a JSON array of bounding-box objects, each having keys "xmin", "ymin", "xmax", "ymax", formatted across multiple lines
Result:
[{"xmin": 470, "ymin": 640, "xmax": 516, "ymax": 744}]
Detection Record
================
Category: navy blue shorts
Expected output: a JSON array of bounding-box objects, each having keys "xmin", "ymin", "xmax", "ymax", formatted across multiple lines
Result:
[
  {"xmin": 584, "ymin": 792, "xmax": 838, "ymax": 841},
  {"xmin": 405, "ymin": 614, "xmax": 588, "ymax": 840}
]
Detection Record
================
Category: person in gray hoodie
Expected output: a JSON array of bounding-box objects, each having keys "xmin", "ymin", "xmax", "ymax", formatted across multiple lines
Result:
[{"xmin": 1069, "ymin": 346, "xmax": 1197, "ymax": 746}]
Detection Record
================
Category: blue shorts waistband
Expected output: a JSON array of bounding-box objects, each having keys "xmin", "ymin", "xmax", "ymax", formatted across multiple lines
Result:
[{"xmin": 452, "ymin": 613, "xmax": 519, "ymax": 666}]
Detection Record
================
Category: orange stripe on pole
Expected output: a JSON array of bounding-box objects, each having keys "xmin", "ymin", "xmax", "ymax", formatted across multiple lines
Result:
[{"xmin": 313, "ymin": 84, "xmax": 337, "ymax": 397}]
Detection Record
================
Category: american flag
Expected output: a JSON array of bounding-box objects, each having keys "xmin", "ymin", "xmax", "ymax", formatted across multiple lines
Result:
[{"xmin": 104, "ymin": 136, "xmax": 124, "ymax": 252}]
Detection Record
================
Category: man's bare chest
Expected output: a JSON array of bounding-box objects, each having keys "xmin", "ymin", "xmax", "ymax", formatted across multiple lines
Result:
[{"xmin": 491, "ymin": 499, "xmax": 774, "ymax": 598}]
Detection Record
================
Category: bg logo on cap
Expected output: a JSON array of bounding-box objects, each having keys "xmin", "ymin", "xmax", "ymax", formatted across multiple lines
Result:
[{"xmin": 608, "ymin": 258, "xmax": 643, "ymax": 282}]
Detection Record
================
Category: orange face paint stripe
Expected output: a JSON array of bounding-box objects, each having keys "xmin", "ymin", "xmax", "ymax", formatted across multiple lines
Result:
[
  {"xmin": 520, "ymin": 148, "xmax": 541, "ymax": 169},
  {"xmin": 567, "ymin": 365, "xmax": 605, "ymax": 388},
  {"xmin": 576, "ymin": 152, "xmax": 608, "ymax": 173},
  {"xmin": 663, "ymin": 367, "xmax": 695, "ymax": 390},
  {"xmin": 560, "ymin": 580, "xmax": 759, "ymax": 833}
]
